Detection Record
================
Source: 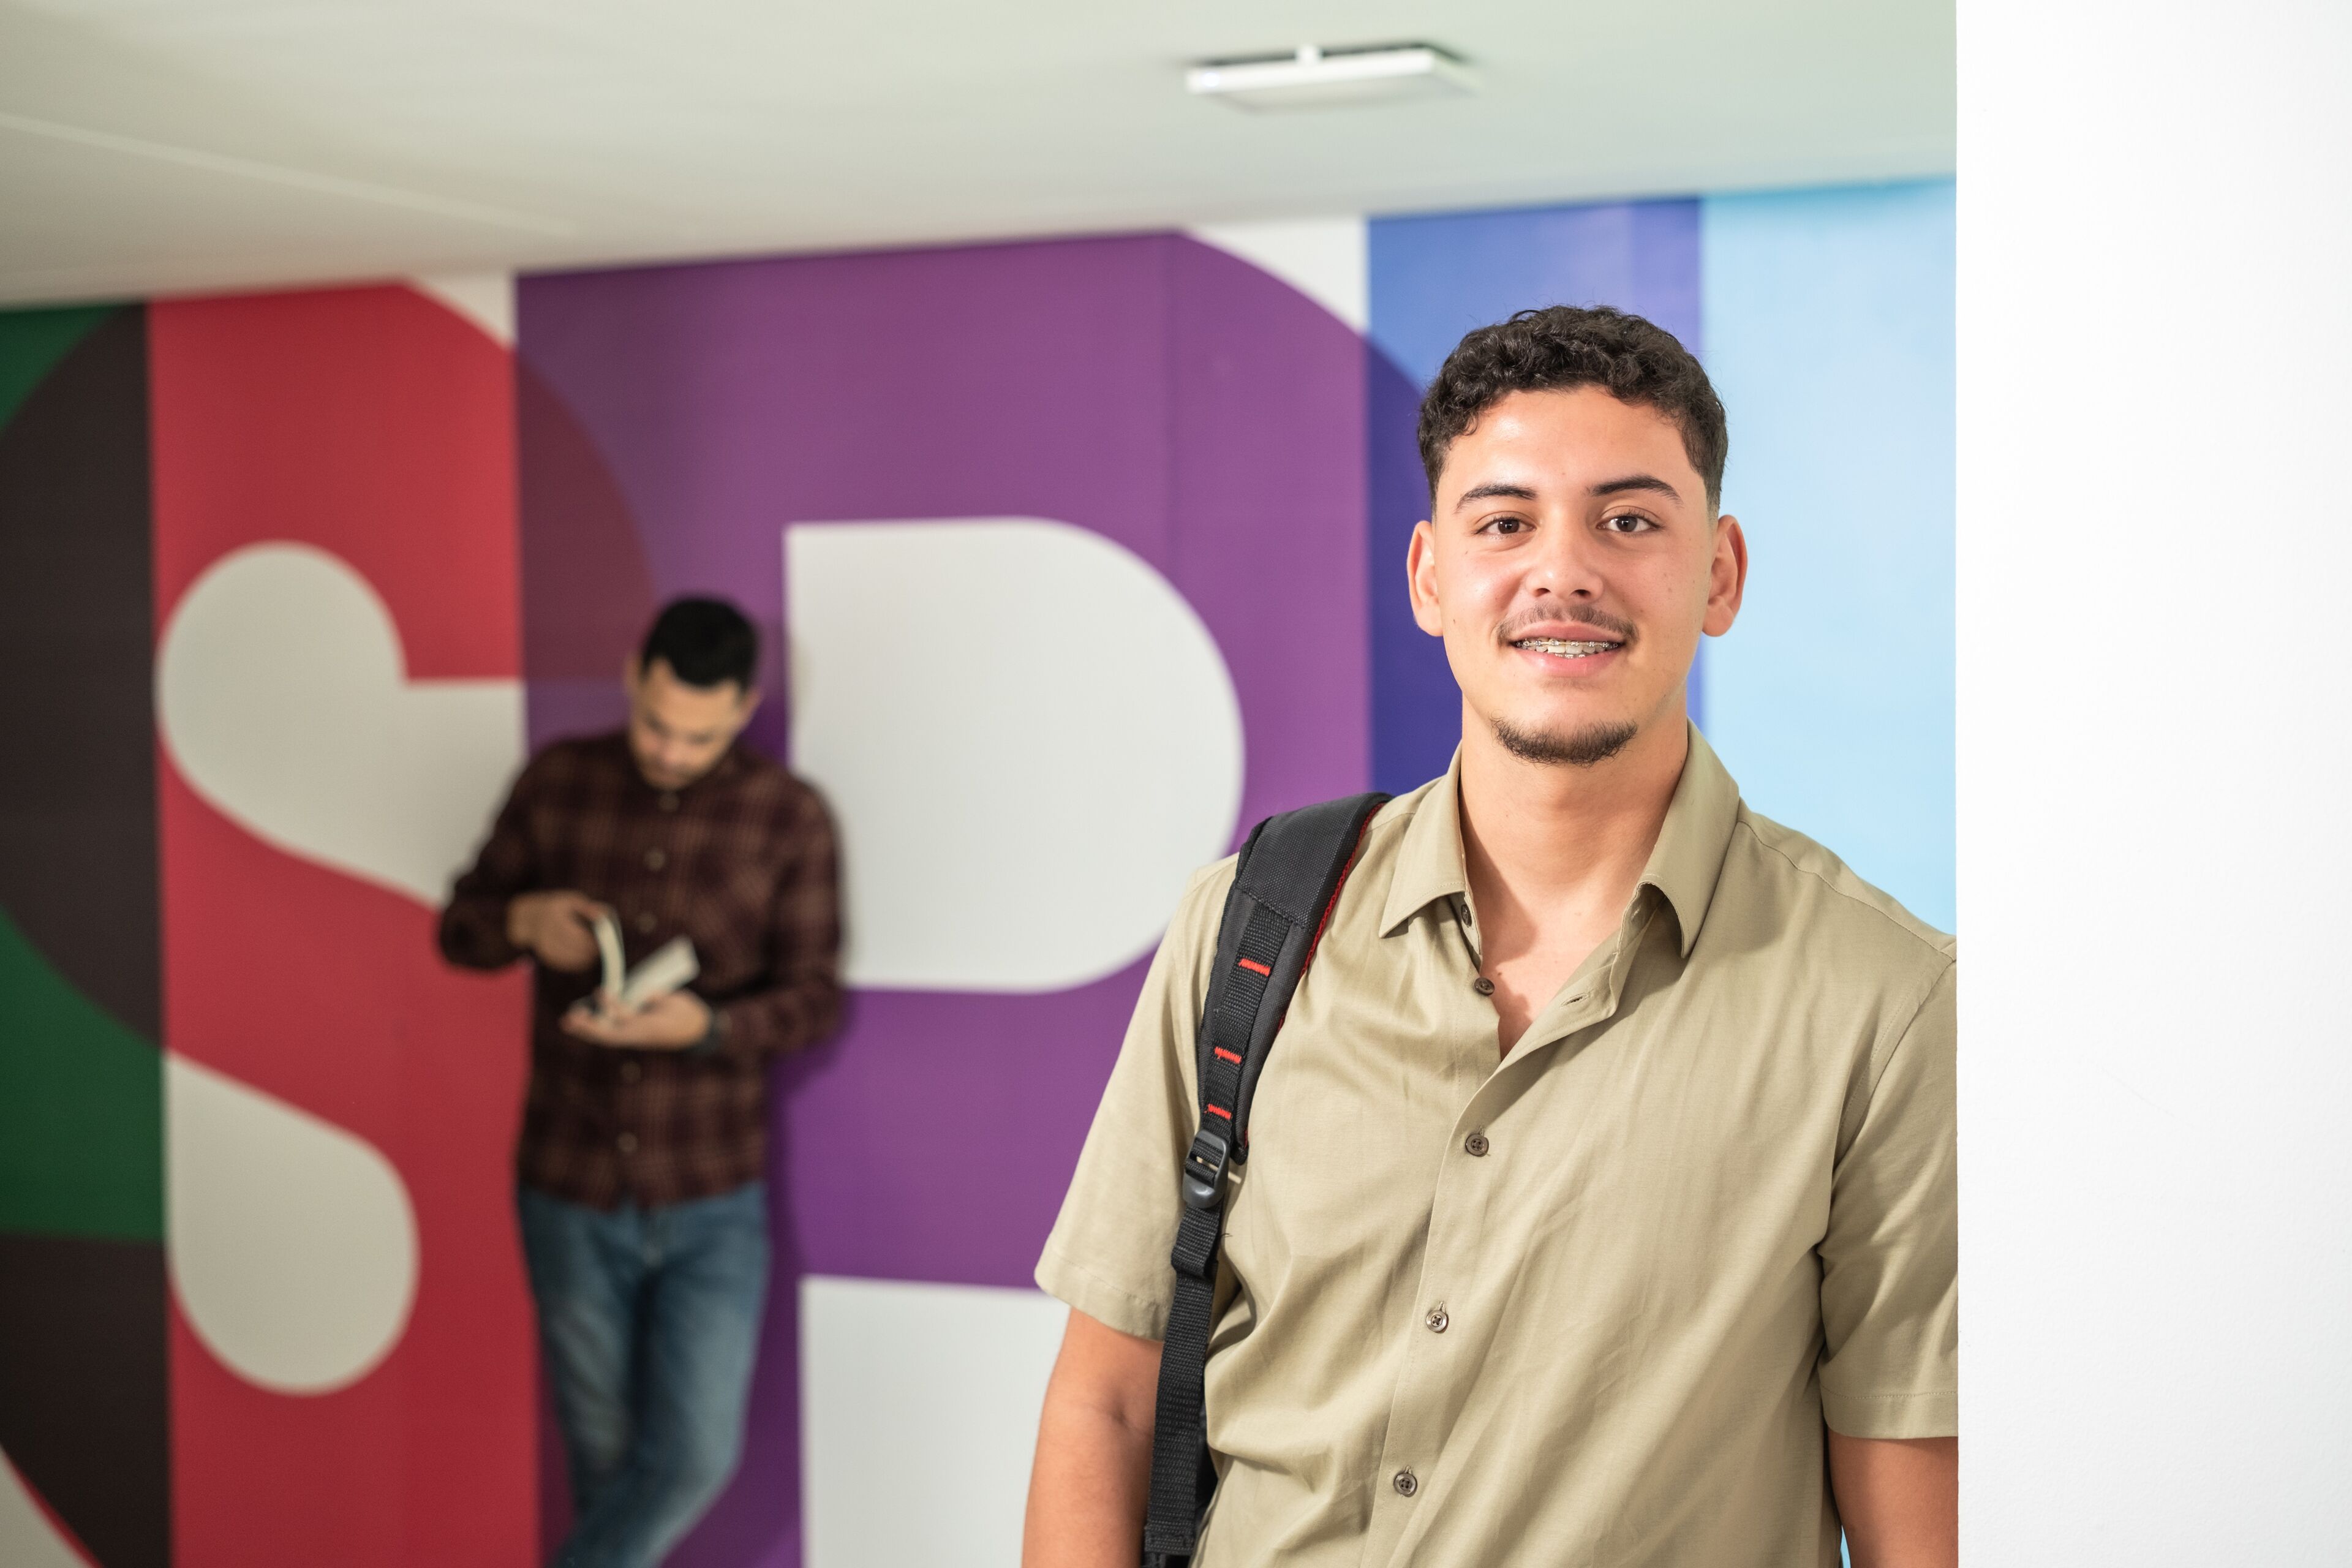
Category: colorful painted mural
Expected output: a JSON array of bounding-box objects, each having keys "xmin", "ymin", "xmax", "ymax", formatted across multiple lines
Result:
[
  {"xmin": 1, "ymin": 303, "xmax": 168, "ymax": 1568},
  {"xmin": 0, "ymin": 178, "xmax": 1954, "ymax": 1567},
  {"xmin": 150, "ymin": 286, "xmax": 537, "ymax": 1567}
]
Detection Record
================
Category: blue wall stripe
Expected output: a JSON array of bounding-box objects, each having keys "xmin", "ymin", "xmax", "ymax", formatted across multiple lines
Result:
[
  {"xmin": 1365, "ymin": 200, "xmax": 1706, "ymax": 794},
  {"xmin": 1366, "ymin": 199, "xmax": 1703, "ymax": 386}
]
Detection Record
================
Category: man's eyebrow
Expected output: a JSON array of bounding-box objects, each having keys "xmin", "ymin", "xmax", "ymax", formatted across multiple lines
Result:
[
  {"xmin": 1452, "ymin": 481, "xmax": 1538, "ymax": 510},
  {"xmin": 1592, "ymin": 473, "xmax": 1681, "ymax": 500}
]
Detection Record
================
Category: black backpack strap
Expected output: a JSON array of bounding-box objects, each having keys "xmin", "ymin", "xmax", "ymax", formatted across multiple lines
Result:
[{"xmin": 1142, "ymin": 791, "xmax": 1389, "ymax": 1567}]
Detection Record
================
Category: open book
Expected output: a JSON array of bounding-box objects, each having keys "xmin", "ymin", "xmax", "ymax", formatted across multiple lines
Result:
[{"xmin": 590, "ymin": 910, "xmax": 699, "ymax": 1013}]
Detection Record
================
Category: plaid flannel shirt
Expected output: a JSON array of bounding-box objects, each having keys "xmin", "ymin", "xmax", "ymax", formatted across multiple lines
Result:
[{"xmin": 439, "ymin": 732, "xmax": 842, "ymax": 1207}]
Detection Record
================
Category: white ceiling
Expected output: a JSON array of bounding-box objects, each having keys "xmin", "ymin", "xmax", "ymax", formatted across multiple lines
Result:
[{"xmin": 0, "ymin": 0, "xmax": 1954, "ymax": 308}]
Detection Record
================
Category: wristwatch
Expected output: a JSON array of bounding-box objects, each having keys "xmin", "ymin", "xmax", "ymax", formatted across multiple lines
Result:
[{"xmin": 684, "ymin": 1003, "xmax": 728, "ymax": 1057}]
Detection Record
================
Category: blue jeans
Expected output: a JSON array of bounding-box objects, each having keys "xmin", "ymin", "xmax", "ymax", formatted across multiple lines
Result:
[{"xmin": 517, "ymin": 1183, "xmax": 771, "ymax": 1568}]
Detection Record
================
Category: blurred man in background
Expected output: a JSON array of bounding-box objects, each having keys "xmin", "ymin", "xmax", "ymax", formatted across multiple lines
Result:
[{"xmin": 440, "ymin": 596, "xmax": 841, "ymax": 1568}]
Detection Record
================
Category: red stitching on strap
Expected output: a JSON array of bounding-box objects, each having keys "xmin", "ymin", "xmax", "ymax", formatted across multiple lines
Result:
[
  {"xmin": 1221, "ymin": 802, "xmax": 1382, "ymax": 1158},
  {"xmin": 1304, "ymin": 814, "xmax": 1377, "ymax": 970},
  {"xmin": 1213, "ymin": 1047, "xmax": 1243, "ymax": 1065}
]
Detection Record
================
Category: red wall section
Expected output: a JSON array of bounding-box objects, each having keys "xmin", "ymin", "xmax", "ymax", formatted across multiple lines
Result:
[
  {"xmin": 149, "ymin": 286, "xmax": 535, "ymax": 1567},
  {"xmin": 151, "ymin": 287, "xmax": 521, "ymax": 673}
]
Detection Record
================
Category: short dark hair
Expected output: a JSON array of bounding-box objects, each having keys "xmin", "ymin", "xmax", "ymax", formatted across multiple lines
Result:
[
  {"xmin": 1417, "ymin": 305, "xmax": 1728, "ymax": 510},
  {"xmin": 640, "ymin": 597, "xmax": 758, "ymax": 690}
]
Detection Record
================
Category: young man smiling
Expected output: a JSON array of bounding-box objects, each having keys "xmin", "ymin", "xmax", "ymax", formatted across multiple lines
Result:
[{"xmin": 1023, "ymin": 307, "xmax": 1958, "ymax": 1567}]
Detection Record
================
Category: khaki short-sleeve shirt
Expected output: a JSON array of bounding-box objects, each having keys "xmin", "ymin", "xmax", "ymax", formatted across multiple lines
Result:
[{"xmin": 1036, "ymin": 728, "xmax": 1957, "ymax": 1568}]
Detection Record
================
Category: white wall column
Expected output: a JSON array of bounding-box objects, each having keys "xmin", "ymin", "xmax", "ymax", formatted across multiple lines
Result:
[{"xmin": 1959, "ymin": 0, "xmax": 2352, "ymax": 1556}]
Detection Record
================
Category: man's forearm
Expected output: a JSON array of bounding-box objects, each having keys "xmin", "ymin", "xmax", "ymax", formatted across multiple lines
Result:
[
  {"xmin": 1829, "ymin": 1432, "xmax": 1958, "ymax": 1568},
  {"xmin": 439, "ymin": 769, "xmax": 543, "ymax": 970},
  {"xmin": 437, "ymin": 892, "xmax": 524, "ymax": 969},
  {"xmin": 1023, "ymin": 1311, "xmax": 1161, "ymax": 1568},
  {"xmin": 1023, "ymin": 1385, "xmax": 1152, "ymax": 1567},
  {"xmin": 711, "ymin": 969, "xmax": 842, "ymax": 1058}
]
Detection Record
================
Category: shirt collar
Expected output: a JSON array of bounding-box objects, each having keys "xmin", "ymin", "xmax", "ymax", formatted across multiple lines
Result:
[
  {"xmin": 1642, "ymin": 725, "xmax": 1740, "ymax": 957},
  {"xmin": 1380, "ymin": 747, "xmax": 1473, "ymax": 937},
  {"xmin": 614, "ymin": 731, "xmax": 742, "ymax": 798},
  {"xmin": 1378, "ymin": 722, "xmax": 1741, "ymax": 958}
]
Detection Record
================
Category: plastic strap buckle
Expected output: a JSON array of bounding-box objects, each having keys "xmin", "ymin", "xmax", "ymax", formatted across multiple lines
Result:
[{"xmin": 1180, "ymin": 1128, "xmax": 1231, "ymax": 1210}]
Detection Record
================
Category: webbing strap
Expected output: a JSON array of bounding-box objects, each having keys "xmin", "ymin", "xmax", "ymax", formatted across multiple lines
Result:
[
  {"xmin": 1141, "ymin": 792, "xmax": 1387, "ymax": 1567},
  {"xmin": 1143, "ymin": 1206, "xmax": 1223, "ymax": 1562}
]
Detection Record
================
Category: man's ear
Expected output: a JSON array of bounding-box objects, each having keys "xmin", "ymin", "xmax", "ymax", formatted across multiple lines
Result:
[
  {"xmin": 622, "ymin": 652, "xmax": 645, "ymax": 692},
  {"xmin": 1702, "ymin": 514, "xmax": 1749, "ymax": 638},
  {"xmin": 734, "ymin": 686, "xmax": 763, "ymax": 725},
  {"xmin": 1407, "ymin": 519, "xmax": 1445, "ymax": 638}
]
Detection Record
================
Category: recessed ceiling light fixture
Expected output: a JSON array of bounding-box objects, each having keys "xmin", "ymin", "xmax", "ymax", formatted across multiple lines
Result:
[{"xmin": 1185, "ymin": 42, "xmax": 1476, "ymax": 111}]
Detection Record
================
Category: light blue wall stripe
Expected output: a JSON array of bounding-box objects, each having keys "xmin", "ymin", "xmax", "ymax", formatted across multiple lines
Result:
[{"xmin": 1699, "ymin": 179, "xmax": 1956, "ymax": 932}]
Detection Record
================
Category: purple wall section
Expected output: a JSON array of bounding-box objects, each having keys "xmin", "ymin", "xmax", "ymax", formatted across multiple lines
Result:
[{"xmin": 514, "ymin": 233, "xmax": 1370, "ymax": 1566}]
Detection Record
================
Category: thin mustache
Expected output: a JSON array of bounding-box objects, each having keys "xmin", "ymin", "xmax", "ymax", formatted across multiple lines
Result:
[{"xmin": 1496, "ymin": 607, "xmax": 1637, "ymax": 644}]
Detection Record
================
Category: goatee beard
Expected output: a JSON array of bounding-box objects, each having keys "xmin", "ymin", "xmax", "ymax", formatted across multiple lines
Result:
[{"xmin": 1493, "ymin": 717, "xmax": 1639, "ymax": 767}]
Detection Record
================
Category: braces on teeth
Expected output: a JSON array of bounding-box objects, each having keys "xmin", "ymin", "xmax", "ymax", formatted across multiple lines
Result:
[{"xmin": 1515, "ymin": 638, "xmax": 1619, "ymax": 657}]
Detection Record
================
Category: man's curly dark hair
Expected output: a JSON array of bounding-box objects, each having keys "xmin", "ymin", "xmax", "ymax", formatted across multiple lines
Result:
[{"xmin": 1416, "ymin": 305, "xmax": 1728, "ymax": 511}]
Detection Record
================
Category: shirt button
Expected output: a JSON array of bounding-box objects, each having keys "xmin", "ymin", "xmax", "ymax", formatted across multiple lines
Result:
[
  {"xmin": 1393, "ymin": 1469, "xmax": 1419, "ymax": 1498},
  {"xmin": 1464, "ymin": 1132, "xmax": 1490, "ymax": 1157},
  {"xmin": 645, "ymin": 848, "xmax": 667, "ymax": 871},
  {"xmin": 1425, "ymin": 1306, "xmax": 1449, "ymax": 1333},
  {"xmin": 658, "ymin": 793, "xmax": 679, "ymax": 813},
  {"xmin": 620, "ymin": 1061, "xmax": 641, "ymax": 1084},
  {"xmin": 616, "ymin": 1132, "xmax": 638, "ymax": 1155},
  {"xmin": 635, "ymin": 910, "xmax": 657, "ymax": 934},
  {"xmin": 1472, "ymin": 976, "xmax": 1495, "ymax": 997}
]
